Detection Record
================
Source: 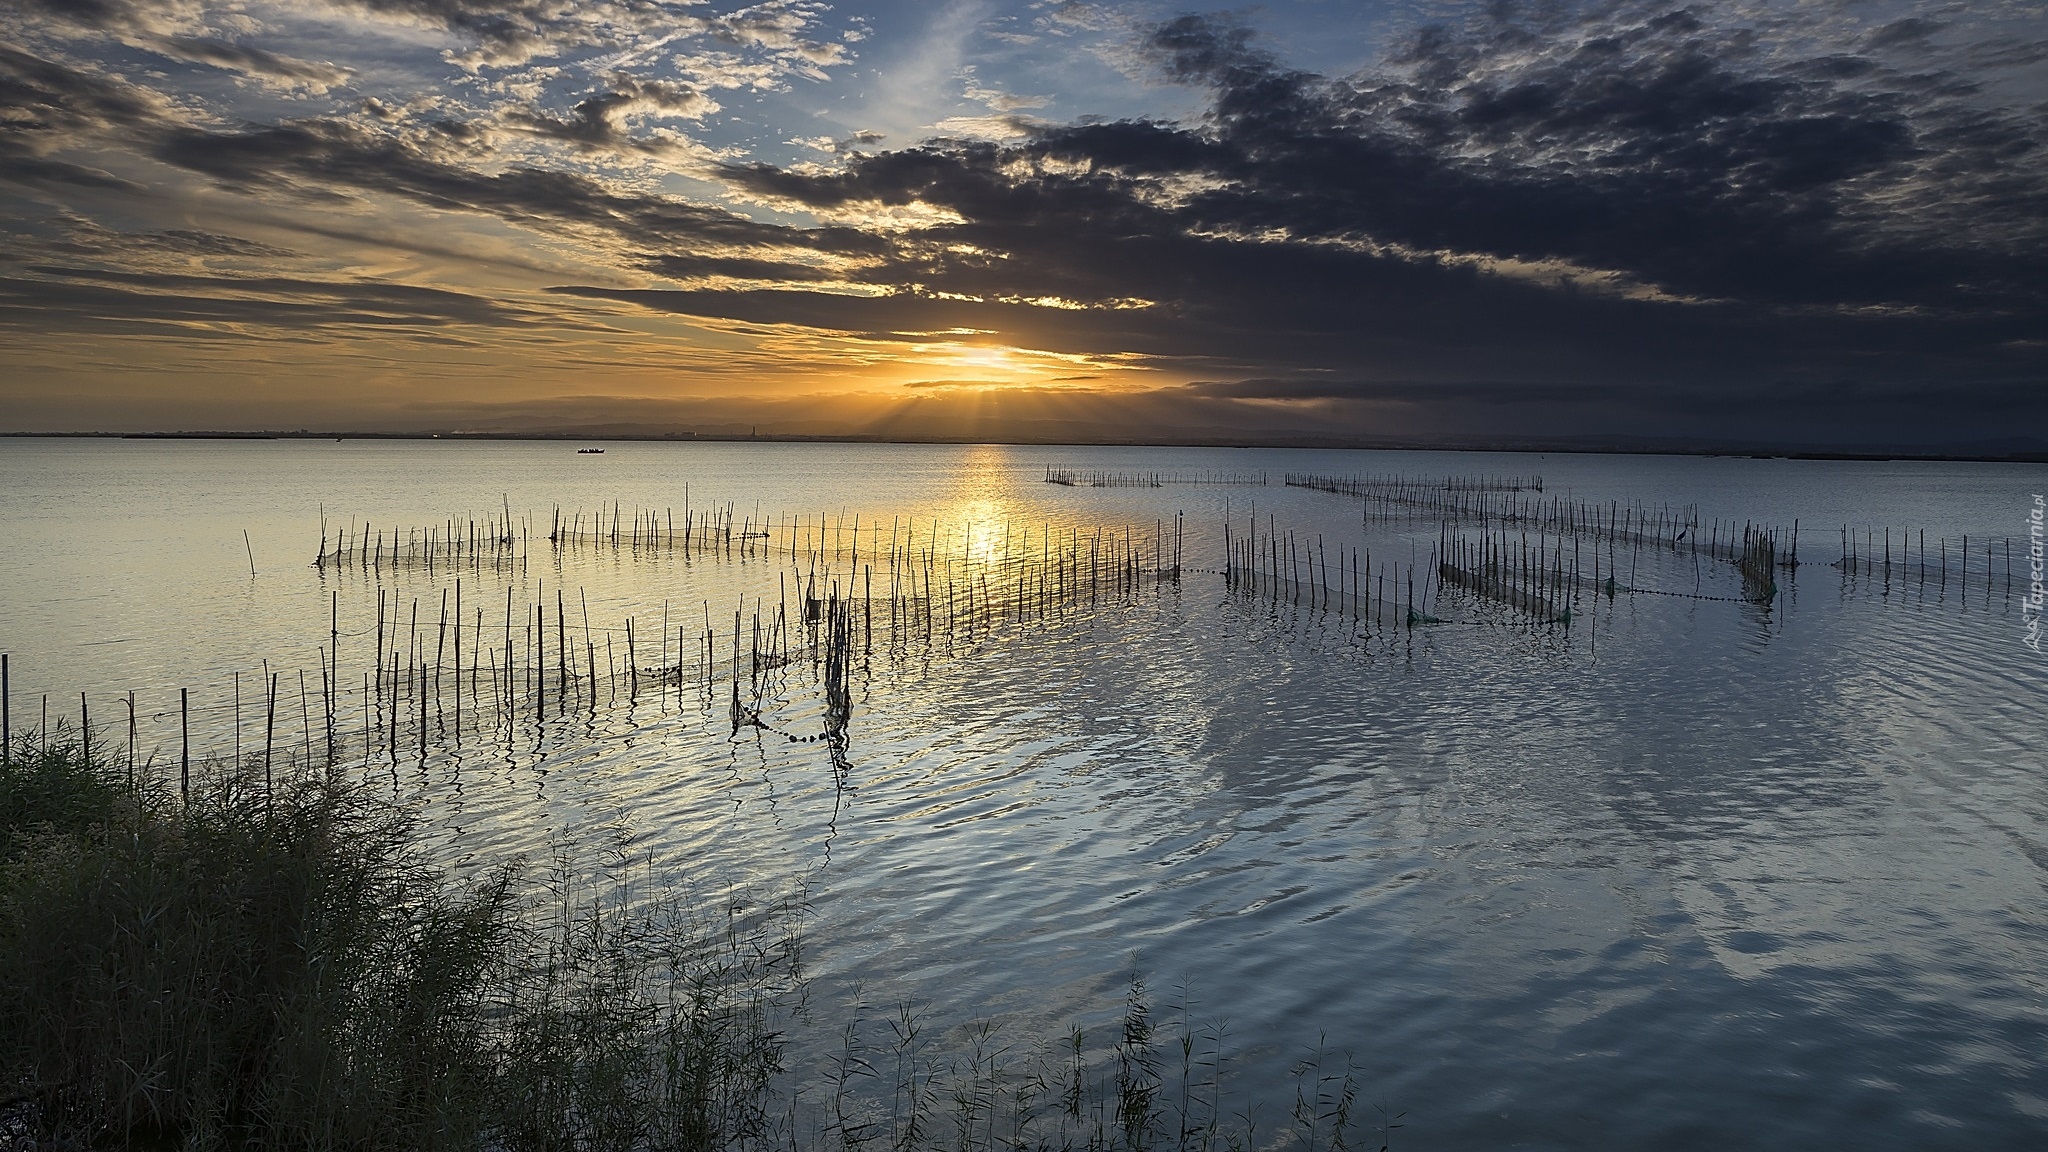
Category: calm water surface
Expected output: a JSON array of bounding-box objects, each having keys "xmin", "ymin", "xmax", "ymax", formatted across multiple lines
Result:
[{"xmin": 2, "ymin": 438, "xmax": 2045, "ymax": 1150}]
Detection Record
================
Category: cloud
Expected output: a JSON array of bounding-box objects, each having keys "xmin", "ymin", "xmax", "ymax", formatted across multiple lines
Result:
[
  {"xmin": 0, "ymin": 264, "xmax": 560, "ymax": 338},
  {"xmin": 154, "ymin": 36, "xmax": 353, "ymax": 93},
  {"xmin": 11, "ymin": 214, "xmax": 301, "ymax": 263},
  {"xmin": 502, "ymin": 76, "xmax": 719, "ymax": 154},
  {"xmin": 676, "ymin": 6, "xmax": 2042, "ymax": 392},
  {"xmin": 792, "ymin": 129, "xmax": 887, "ymax": 154},
  {"xmin": 1865, "ymin": 18, "xmax": 1944, "ymax": 53},
  {"xmin": 5, "ymin": 0, "xmax": 197, "ymax": 37},
  {"xmin": 0, "ymin": 45, "xmax": 172, "ymax": 190},
  {"xmin": 328, "ymin": 0, "xmax": 860, "ymax": 75},
  {"xmin": 1177, "ymin": 377, "xmax": 1623, "ymax": 404},
  {"xmin": 334, "ymin": 0, "xmax": 590, "ymax": 67},
  {"xmin": 142, "ymin": 115, "xmax": 926, "ymax": 308},
  {"xmin": 3, "ymin": 1, "xmax": 2044, "ymax": 446},
  {"xmin": 5, "ymin": 0, "xmax": 349, "ymax": 92},
  {"xmin": 699, "ymin": 3, "xmax": 849, "ymax": 72},
  {"xmin": 929, "ymin": 113, "xmax": 1045, "ymax": 139},
  {"xmin": 963, "ymin": 79, "xmax": 1046, "ymax": 113},
  {"xmin": 1135, "ymin": 9, "xmax": 2043, "ymax": 312}
]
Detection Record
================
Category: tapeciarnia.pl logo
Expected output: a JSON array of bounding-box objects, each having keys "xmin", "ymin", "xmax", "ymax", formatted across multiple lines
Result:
[{"xmin": 2026, "ymin": 493, "xmax": 2044, "ymax": 653}]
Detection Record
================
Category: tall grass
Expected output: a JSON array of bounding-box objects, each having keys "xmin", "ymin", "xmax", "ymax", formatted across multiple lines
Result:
[
  {"xmin": 1, "ymin": 737, "xmax": 1387, "ymax": 1151},
  {"xmin": 0, "ymin": 737, "xmax": 791, "ymax": 1151}
]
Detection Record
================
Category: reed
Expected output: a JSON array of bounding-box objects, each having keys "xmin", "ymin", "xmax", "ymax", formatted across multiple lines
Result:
[
  {"xmin": 810, "ymin": 975, "xmax": 1389, "ymax": 1152},
  {"xmin": 314, "ymin": 509, "xmax": 530, "ymax": 574},
  {"xmin": 300, "ymin": 506, "xmax": 1189, "ymax": 762},
  {"xmin": 1285, "ymin": 472, "xmax": 1540, "ymax": 496},
  {"xmin": 1289, "ymin": 470, "xmax": 2045, "ymax": 617},
  {"xmin": 1, "ymin": 737, "xmax": 1389, "ymax": 1152},
  {"xmin": 1291, "ymin": 473, "xmax": 1781, "ymax": 571},
  {"xmin": 0, "ymin": 735, "xmax": 801, "ymax": 1152},
  {"xmin": 1, "ymin": 739, "xmax": 522, "ymax": 1149},
  {"xmin": 1046, "ymin": 468, "xmax": 1269, "ymax": 488},
  {"xmin": 1221, "ymin": 512, "xmax": 1438, "ymax": 631},
  {"xmin": 1736, "ymin": 527, "xmax": 1779, "ymax": 604},
  {"xmin": 231, "ymin": 485, "xmax": 2038, "ymax": 783},
  {"xmin": 1829, "ymin": 523, "xmax": 2023, "ymax": 605}
]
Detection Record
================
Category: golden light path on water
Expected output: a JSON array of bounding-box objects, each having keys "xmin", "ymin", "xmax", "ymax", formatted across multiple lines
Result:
[{"xmin": 946, "ymin": 447, "xmax": 1025, "ymax": 569}]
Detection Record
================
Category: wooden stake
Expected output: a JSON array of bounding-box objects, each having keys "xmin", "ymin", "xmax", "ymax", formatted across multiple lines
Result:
[{"xmin": 264, "ymin": 672, "xmax": 277, "ymax": 820}]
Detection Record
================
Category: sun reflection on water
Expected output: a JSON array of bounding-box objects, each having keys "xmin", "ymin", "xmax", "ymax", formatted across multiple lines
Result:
[{"xmin": 943, "ymin": 445, "xmax": 1022, "ymax": 570}]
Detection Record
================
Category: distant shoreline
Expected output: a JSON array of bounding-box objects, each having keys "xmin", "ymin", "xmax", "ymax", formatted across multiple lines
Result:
[{"xmin": 0, "ymin": 429, "xmax": 2042, "ymax": 464}]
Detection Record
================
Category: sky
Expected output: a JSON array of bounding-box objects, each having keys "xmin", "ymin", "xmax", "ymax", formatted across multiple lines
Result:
[{"xmin": 2, "ymin": 0, "xmax": 2044, "ymax": 450}]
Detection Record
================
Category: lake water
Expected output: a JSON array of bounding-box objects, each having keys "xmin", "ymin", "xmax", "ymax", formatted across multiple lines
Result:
[{"xmin": 2, "ymin": 437, "xmax": 2045, "ymax": 1150}]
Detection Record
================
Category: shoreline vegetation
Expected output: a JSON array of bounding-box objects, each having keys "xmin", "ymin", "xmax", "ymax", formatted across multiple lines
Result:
[{"xmin": 0, "ymin": 735, "xmax": 1394, "ymax": 1152}]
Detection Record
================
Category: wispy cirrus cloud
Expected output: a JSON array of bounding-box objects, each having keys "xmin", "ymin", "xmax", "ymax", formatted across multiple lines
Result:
[
  {"xmin": 0, "ymin": 44, "xmax": 172, "ymax": 189},
  {"xmin": 154, "ymin": 35, "xmax": 353, "ymax": 92},
  {"xmin": 0, "ymin": 264, "xmax": 562, "ymax": 339},
  {"xmin": 7, "ymin": 0, "xmax": 351, "ymax": 92}
]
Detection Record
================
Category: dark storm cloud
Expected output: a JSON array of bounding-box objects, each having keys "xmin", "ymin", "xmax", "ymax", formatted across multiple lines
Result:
[
  {"xmin": 793, "ymin": 7, "xmax": 2035, "ymax": 313},
  {"xmin": 1173, "ymin": 371, "xmax": 2048, "ymax": 444},
  {"xmin": 657, "ymin": 3, "xmax": 2046, "ymax": 440},
  {"xmin": 1180, "ymin": 378, "xmax": 1624, "ymax": 404},
  {"xmin": 1139, "ymin": 8, "xmax": 2042, "ymax": 311}
]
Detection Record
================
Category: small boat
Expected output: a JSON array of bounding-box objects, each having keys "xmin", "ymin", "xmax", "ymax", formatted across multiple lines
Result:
[{"xmin": 576, "ymin": 448, "xmax": 605, "ymax": 454}]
